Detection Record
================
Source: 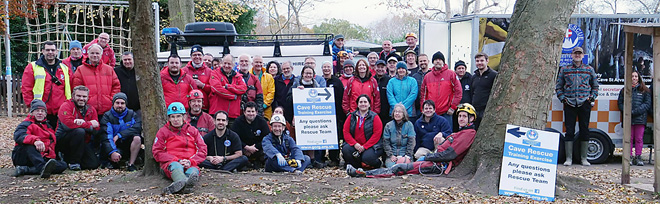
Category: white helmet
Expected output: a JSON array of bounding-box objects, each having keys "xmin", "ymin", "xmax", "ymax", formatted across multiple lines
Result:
[{"xmin": 270, "ymin": 114, "xmax": 286, "ymax": 126}]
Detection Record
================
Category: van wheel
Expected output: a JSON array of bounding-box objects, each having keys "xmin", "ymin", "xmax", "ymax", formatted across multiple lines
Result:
[{"xmin": 587, "ymin": 131, "xmax": 611, "ymax": 164}]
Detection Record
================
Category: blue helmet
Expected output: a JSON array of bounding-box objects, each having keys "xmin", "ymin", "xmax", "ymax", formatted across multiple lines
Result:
[{"xmin": 167, "ymin": 102, "xmax": 186, "ymax": 116}]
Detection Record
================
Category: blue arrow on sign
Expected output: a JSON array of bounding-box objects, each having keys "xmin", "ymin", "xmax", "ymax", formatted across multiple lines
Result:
[
  {"xmin": 317, "ymin": 88, "xmax": 332, "ymax": 100},
  {"xmin": 507, "ymin": 127, "xmax": 525, "ymax": 138}
]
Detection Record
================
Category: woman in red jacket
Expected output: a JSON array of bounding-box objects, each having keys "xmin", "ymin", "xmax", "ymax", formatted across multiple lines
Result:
[
  {"xmin": 342, "ymin": 59, "xmax": 380, "ymax": 115},
  {"xmin": 342, "ymin": 95, "xmax": 384, "ymax": 169},
  {"xmin": 12, "ymin": 100, "xmax": 68, "ymax": 178},
  {"xmin": 153, "ymin": 102, "xmax": 207, "ymax": 194}
]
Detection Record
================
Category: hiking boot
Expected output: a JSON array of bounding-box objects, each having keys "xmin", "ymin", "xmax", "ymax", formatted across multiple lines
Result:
[
  {"xmin": 13, "ymin": 166, "xmax": 29, "ymax": 177},
  {"xmin": 630, "ymin": 155, "xmax": 635, "ymax": 166},
  {"xmin": 126, "ymin": 164, "xmax": 138, "ymax": 172},
  {"xmin": 312, "ymin": 161, "xmax": 327, "ymax": 169},
  {"xmin": 346, "ymin": 164, "xmax": 365, "ymax": 177},
  {"xmin": 328, "ymin": 160, "xmax": 339, "ymax": 167},
  {"xmin": 41, "ymin": 160, "xmax": 57, "ymax": 178},
  {"xmin": 163, "ymin": 180, "xmax": 186, "ymax": 194},
  {"xmin": 69, "ymin": 163, "xmax": 81, "ymax": 171},
  {"xmin": 182, "ymin": 171, "xmax": 199, "ymax": 194},
  {"xmin": 636, "ymin": 156, "xmax": 644, "ymax": 166}
]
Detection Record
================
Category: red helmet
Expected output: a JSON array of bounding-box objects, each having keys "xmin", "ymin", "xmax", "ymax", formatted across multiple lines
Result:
[{"xmin": 187, "ymin": 90, "xmax": 204, "ymax": 101}]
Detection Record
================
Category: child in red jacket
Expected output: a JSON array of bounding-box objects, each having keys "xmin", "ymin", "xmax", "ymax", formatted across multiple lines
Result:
[{"xmin": 153, "ymin": 102, "xmax": 207, "ymax": 194}]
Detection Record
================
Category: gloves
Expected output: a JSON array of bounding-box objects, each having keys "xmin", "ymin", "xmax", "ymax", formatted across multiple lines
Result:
[
  {"xmin": 276, "ymin": 154, "xmax": 286, "ymax": 167},
  {"xmin": 417, "ymin": 156, "xmax": 426, "ymax": 162},
  {"xmin": 296, "ymin": 160, "xmax": 301, "ymax": 168}
]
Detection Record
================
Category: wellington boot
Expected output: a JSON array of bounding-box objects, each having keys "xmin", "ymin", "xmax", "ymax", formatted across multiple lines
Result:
[
  {"xmin": 580, "ymin": 142, "xmax": 590, "ymax": 166},
  {"xmin": 563, "ymin": 141, "xmax": 573, "ymax": 166}
]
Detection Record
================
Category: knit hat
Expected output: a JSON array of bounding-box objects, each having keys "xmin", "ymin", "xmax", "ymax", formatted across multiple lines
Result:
[
  {"xmin": 432, "ymin": 51, "xmax": 445, "ymax": 63},
  {"xmin": 454, "ymin": 60, "xmax": 467, "ymax": 69},
  {"xmin": 113, "ymin": 92, "xmax": 128, "ymax": 103},
  {"xmin": 30, "ymin": 99, "xmax": 47, "ymax": 113},
  {"xmin": 343, "ymin": 59, "xmax": 355, "ymax": 67},
  {"xmin": 396, "ymin": 62, "xmax": 407, "ymax": 69},
  {"xmin": 69, "ymin": 40, "xmax": 82, "ymax": 50},
  {"xmin": 190, "ymin": 44, "xmax": 203, "ymax": 55}
]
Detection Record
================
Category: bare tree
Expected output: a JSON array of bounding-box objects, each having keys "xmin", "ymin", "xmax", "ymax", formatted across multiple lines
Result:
[
  {"xmin": 630, "ymin": 0, "xmax": 660, "ymax": 13},
  {"xmin": 454, "ymin": 0, "xmax": 577, "ymax": 194},
  {"xmin": 128, "ymin": 0, "xmax": 167, "ymax": 176},
  {"xmin": 242, "ymin": 0, "xmax": 322, "ymax": 34},
  {"xmin": 384, "ymin": 0, "xmax": 503, "ymax": 20}
]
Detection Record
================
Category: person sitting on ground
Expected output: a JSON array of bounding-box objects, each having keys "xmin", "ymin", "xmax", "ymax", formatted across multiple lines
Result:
[
  {"xmin": 100, "ymin": 92, "xmax": 142, "ymax": 171},
  {"xmin": 413, "ymin": 100, "xmax": 452, "ymax": 159},
  {"xmin": 347, "ymin": 103, "xmax": 477, "ymax": 178},
  {"xmin": 200, "ymin": 110, "xmax": 249, "ymax": 172},
  {"xmin": 153, "ymin": 102, "xmax": 207, "ymax": 194},
  {"xmin": 186, "ymin": 90, "xmax": 214, "ymax": 135},
  {"xmin": 262, "ymin": 114, "xmax": 311, "ymax": 174},
  {"xmin": 231, "ymin": 101, "xmax": 270, "ymax": 169},
  {"xmin": 55, "ymin": 85, "xmax": 100, "ymax": 170},
  {"xmin": 12, "ymin": 99, "xmax": 68, "ymax": 178},
  {"xmin": 342, "ymin": 94, "xmax": 384, "ymax": 170},
  {"xmin": 383, "ymin": 104, "xmax": 416, "ymax": 168}
]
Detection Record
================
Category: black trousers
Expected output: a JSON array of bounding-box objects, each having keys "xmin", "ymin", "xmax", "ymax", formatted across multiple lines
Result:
[
  {"xmin": 56, "ymin": 128, "xmax": 100, "ymax": 169},
  {"xmin": 12, "ymin": 145, "xmax": 67, "ymax": 174},
  {"xmin": 563, "ymin": 102, "xmax": 592, "ymax": 142},
  {"xmin": 199, "ymin": 155, "xmax": 249, "ymax": 171},
  {"xmin": 341, "ymin": 143, "xmax": 383, "ymax": 169}
]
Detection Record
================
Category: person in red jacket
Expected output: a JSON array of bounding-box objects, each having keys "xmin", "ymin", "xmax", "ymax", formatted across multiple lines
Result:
[
  {"xmin": 347, "ymin": 103, "xmax": 477, "ymax": 178},
  {"xmin": 82, "ymin": 32, "xmax": 116, "ymax": 67},
  {"xmin": 339, "ymin": 59, "xmax": 354, "ymax": 88},
  {"xmin": 342, "ymin": 59, "xmax": 381, "ymax": 115},
  {"xmin": 237, "ymin": 54, "xmax": 265, "ymax": 116},
  {"xmin": 420, "ymin": 51, "xmax": 462, "ymax": 129},
  {"xmin": 72, "ymin": 43, "xmax": 121, "ymax": 118},
  {"xmin": 22, "ymin": 41, "xmax": 73, "ymax": 129},
  {"xmin": 12, "ymin": 99, "xmax": 68, "ymax": 178},
  {"xmin": 55, "ymin": 86, "xmax": 101, "ymax": 170},
  {"xmin": 181, "ymin": 45, "xmax": 213, "ymax": 110},
  {"xmin": 62, "ymin": 40, "xmax": 83, "ymax": 72},
  {"xmin": 342, "ymin": 95, "xmax": 384, "ymax": 170},
  {"xmin": 161, "ymin": 54, "xmax": 197, "ymax": 110},
  {"xmin": 209, "ymin": 54, "xmax": 247, "ymax": 127},
  {"xmin": 153, "ymin": 102, "xmax": 207, "ymax": 194},
  {"xmin": 186, "ymin": 90, "xmax": 214, "ymax": 135}
]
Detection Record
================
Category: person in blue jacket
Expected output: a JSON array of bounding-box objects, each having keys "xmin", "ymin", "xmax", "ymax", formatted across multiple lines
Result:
[
  {"xmin": 100, "ymin": 92, "xmax": 143, "ymax": 171},
  {"xmin": 413, "ymin": 100, "xmax": 452, "ymax": 159},
  {"xmin": 262, "ymin": 114, "xmax": 311, "ymax": 174},
  {"xmin": 382, "ymin": 104, "xmax": 416, "ymax": 167},
  {"xmin": 386, "ymin": 62, "xmax": 418, "ymax": 118}
]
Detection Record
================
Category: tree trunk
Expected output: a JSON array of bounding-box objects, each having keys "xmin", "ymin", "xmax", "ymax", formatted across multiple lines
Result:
[
  {"xmin": 169, "ymin": 0, "xmax": 195, "ymax": 30},
  {"xmin": 129, "ymin": 0, "xmax": 167, "ymax": 176},
  {"xmin": 445, "ymin": 0, "xmax": 452, "ymax": 19},
  {"xmin": 454, "ymin": 0, "xmax": 577, "ymax": 194}
]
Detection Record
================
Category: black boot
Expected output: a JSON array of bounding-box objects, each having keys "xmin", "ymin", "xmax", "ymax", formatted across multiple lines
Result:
[
  {"xmin": 13, "ymin": 166, "xmax": 29, "ymax": 177},
  {"xmin": 41, "ymin": 159, "xmax": 57, "ymax": 178},
  {"xmin": 346, "ymin": 164, "xmax": 366, "ymax": 177}
]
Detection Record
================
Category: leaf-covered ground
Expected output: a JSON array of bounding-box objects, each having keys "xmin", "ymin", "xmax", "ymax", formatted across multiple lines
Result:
[{"xmin": 0, "ymin": 117, "xmax": 656, "ymax": 203}]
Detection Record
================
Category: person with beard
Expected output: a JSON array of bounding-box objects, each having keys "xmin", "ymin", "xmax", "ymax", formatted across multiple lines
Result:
[
  {"xmin": 409, "ymin": 54, "xmax": 431, "ymax": 123},
  {"xmin": 209, "ymin": 54, "xmax": 247, "ymax": 127},
  {"xmin": 55, "ymin": 86, "xmax": 100, "ymax": 170},
  {"xmin": 72, "ymin": 43, "xmax": 121, "ymax": 119},
  {"xmin": 161, "ymin": 54, "xmax": 197, "ymax": 109},
  {"xmin": 82, "ymin": 33, "xmax": 116, "ymax": 67},
  {"xmin": 347, "ymin": 103, "xmax": 477, "ymax": 178},
  {"xmin": 231, "ymin": 102, "xmax": 270, "ymax": 169},
  {"xmin": 22, "ymin": 41, "xmax": 73, "ymax": 129},
  {"xmin": 262, "ymin": 114, "xmax": 311, "ymax": 174},
  {"xmin": 373, "ymin": 60, "xmax": 391, "ymax": 124},
  {"xmin": 321, "ymin": 61, "xmax": 344, "ymax": 167},
  {"xmin": 201, "ymin": 110, "xmax": 248, "ymax": 172},
  {"xmin": 182, "ymin": 45, "xmax": 213, "ymax": 110},
  {"xmin": 63, "ymin": 40, "xmax": 83, "ymax": 72},
  {"xmin": 153, "ymin": 102, "xmax": 207, "ymax": 194},
  {"xmin": 237, "ymin": 54, "xmax": 265, "ymax": 116},
  {"xmin": 342, "ymin": 59, "xmax": 380, "ymax": 115},
  {"xmin": 186, "ymin": 90, "xmax": 214, "ymax": 135},
  {"xmin": 99, "ymin": 93, "xmax": 142, "ymax": 171},
  {"xmin": 12, "ymin": 99, "xmax": 68, "ymax": 178},
  {"xmin": 114, "ymin": 52, "xmax": 141, "ymax": 113}
]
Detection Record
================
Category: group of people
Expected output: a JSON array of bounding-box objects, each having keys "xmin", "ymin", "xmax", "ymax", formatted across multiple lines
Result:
[{"xmin": 13, "ymin": 31, "xmax": 504, "ymax": 193}]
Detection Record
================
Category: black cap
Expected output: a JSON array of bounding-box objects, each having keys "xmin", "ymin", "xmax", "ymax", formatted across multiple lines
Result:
[
  {"xmin": 190, "ymin": 45, "xmax": 203, "ymax": 55},
  {"xmin": 454, "ymin": 60, "xmax": 466, "ymax": 69},
  {"xmin": 376, "ymin": 60, "xmax": 386, "ymax": 66}
]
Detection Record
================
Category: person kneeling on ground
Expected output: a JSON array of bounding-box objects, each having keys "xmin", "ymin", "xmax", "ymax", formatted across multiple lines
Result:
[
  {"xmin": 12, "ymin": 100, "xmax": 68, "ymax": 178},
  {"xmin": 200, "ymin": 110, "xmax": 249, "ymax": 172},
  {"xmin": 100, "ymin": 93, "xmax": 143, "ymax": 171},
  {"xmin": 262, "ymin": 114, "xmax": 310, "ymax": 174},
  {"xmin": 347, "ymin": 103, "xmax": 477, "ymax": 178},
  {"xmin": 153, "ymin": 102, "xmax": 208, "ymax": 194},
  {"xmin": 342, "ymin": 94, "xmax": 384, "ymax": 170}
]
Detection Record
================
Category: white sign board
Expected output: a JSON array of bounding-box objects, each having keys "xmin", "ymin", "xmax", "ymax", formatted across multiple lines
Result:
[
  {"xmin": 498, "ymin": 124, "xmax": 559, "ymax": 201},
  {"xmin": 291, "ymin": 87, "xmax": 339, "ymax": 150}
]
